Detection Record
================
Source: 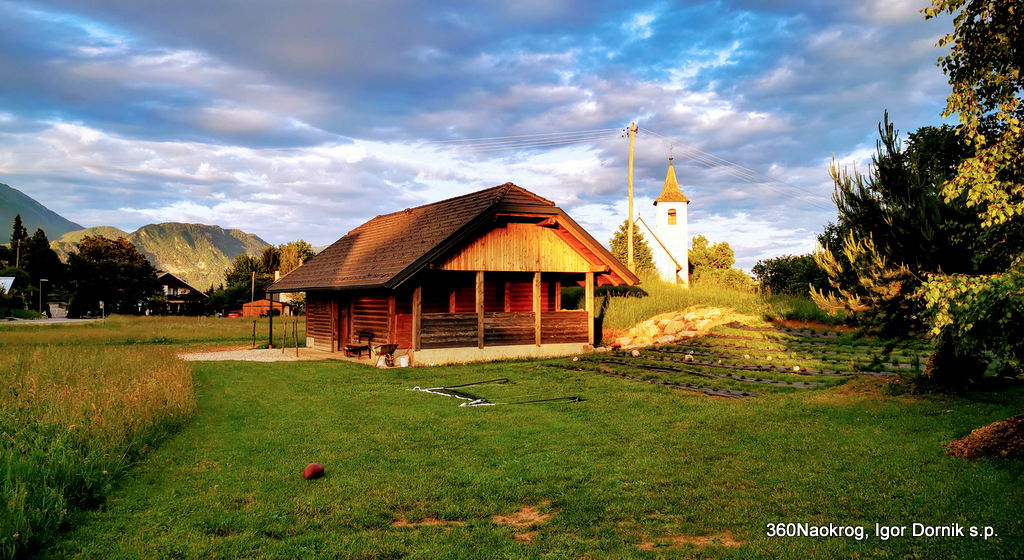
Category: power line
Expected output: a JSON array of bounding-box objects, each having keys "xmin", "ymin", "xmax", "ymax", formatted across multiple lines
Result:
[
  {"xmin": 454, "ymin": 133, "xmax": 621, "ymax": 153},
  {"xmin": 425, "ymin": 128, "xmax": 620, "ymax": 144},
  {"xmin": 640, "ymin": 127, "xmax": 834, "ymax": 211}
]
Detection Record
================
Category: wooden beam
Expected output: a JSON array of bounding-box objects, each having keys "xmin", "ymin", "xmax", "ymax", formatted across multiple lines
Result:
[
  {"xmin": 476, "ymin": 271, "xmax": 485, "ymax": 349},
  {"xmin": 449, "ymin": 287, "xmax": 456, "ymax": 313},
  {"xmin": 533, "ymin": 271, "xmax": 541, "ymax": 346},
  {"xmin": 585, "ymin": 272, "xmax": 594, "ymax": 346},
  {"xmin": 387, "ymin": 295, "xmax": 396, "ymax": 345},
  {"xmin": 554, "ymin": 281, "xmax": 561, "ymax": 311},
  {"xmin": 504, "ymin": 280, "xmax": 511, "ymax": 312},
  {"xmin": 412, "ymin": 285, "xmax": 422, "ymax": 351}
]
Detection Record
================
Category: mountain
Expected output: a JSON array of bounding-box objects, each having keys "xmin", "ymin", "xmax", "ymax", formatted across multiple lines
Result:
[
  {"xmin": 50, "ymin": 226, "xmax": 130, "ymax": 260},
  {"xmin": 52, "ymin": 223, "xmax": 270, "ymax": 290},
  {"xmin": 1, "ymin": 182, "xmax": 83, "ymax": 243}
]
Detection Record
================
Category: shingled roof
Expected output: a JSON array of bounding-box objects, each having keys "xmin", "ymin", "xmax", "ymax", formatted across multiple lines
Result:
[
  {"xmin": 654, "ymin": 157, "xmax": 690, "ymax": 204},
  {"xmin": 269, "ymin": 183, "xmax": 617, "ymax": 292}
]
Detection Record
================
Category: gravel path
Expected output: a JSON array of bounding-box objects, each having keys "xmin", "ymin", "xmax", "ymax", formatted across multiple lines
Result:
[{"xmin": 178, "ymin": 347, "xmax": 334, "ymax": 362}]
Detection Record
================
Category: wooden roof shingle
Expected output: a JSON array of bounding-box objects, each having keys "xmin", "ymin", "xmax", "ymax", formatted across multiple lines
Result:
[{"xmin": 269, "ymin": 183, "xmax": 636, "ymax": 292}]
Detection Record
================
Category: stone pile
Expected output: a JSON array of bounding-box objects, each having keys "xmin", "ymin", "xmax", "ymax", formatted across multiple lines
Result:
[{"xmin": 612, "ymin": 306, "xmax": 751, "ymax": 349}]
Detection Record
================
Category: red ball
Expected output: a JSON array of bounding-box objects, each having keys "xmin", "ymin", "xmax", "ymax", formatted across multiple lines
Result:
[{"xmin": 303, "ymin": 462, "xmax": 324, "ymax": 480}]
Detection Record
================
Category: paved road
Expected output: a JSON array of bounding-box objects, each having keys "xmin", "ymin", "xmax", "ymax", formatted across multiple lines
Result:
[{"xmin": 2, "ymin": 317, "xmax": 103, "ymax": 326}]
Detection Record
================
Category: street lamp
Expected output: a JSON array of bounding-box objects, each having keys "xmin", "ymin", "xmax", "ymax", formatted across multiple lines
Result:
[{"xmin": 38, "ymin": 278, "xmax": 48, "ymax": 315}]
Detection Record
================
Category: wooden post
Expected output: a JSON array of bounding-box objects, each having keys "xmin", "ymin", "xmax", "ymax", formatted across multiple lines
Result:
[
  {"xmin": 626, "ymin": 122, "xmax": 638, "ymax": 272},
  {"xmin": 504, "ymin": 280, "xmax": 511, "ymax": 312},
  {"xmin": 476, "ymin": 271, "xmax": 485, "ymax": 349},
  {"xmin": 533, "ymin": 272, "xmax": 541, "ymax": 346},
  {"xmin": 554, "ymin": 280, "xmax": 561, "ymax": 311},
  {"xmin": 585, "ymin": 272, "xmax": 594, "ymax": 345},
  {"xmin": 387, "ymin": 295, "xmax": 396, "ymax": 345},
  {"xmin": 412, "ymin": 285, "xmax": 422, "ymax": 351}
]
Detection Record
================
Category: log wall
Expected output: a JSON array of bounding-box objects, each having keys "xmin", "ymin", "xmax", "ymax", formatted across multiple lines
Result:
[
  {"xmin": 351, "ymin": 295, "xmax": 390, "ymax": 343},
  {"xmin": 305, "ymin": 293, "xmax": 336, "ymax": 351}
]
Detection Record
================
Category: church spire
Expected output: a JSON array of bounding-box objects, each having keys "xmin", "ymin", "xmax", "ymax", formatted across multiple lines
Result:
[{"xmin": 654, "ymin": 157, "xmax": 690, "ymax": 204}]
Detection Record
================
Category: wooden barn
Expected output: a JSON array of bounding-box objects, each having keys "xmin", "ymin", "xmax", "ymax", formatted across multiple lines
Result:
[{"xmin": 268, "ymin": 184, "xmax": 639, "ymax": 364}]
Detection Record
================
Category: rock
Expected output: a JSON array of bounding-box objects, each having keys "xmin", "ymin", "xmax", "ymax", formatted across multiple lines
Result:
[
  {"xmin": 631, "ymin": 350, "xmax": 641, "ymax": 357},
  {"xmin": 663, "ymin": 320, "xmax": 687, "ymax": 335},
  {"xmin": 616, "ymin": 337, "xmax": 632, "ymax": 346},
  {"xmin": 656, "ymin": 335, "xmax": 676, "ymax": 344},
  {"xmin": 676, "ymin": 330, "xmax": 698, "ymax": 338}
]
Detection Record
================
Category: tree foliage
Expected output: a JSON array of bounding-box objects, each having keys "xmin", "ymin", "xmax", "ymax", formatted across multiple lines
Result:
[
  {"xmin": 211, "ymin": 240, "xmax": 317, "ymax": 312},
  {"xmin": 609, "ymin": 220, "xmax": 655, "ymax": 274},
  {"xmin": 918, "ymin": 0, "xmax": 1024, "ymax": 380},
  {"xmin": 66, "ymin": 236, "xmax": 160, "ymax": 317},
  {"xmin": 809, "ymin": 115, "xmax": 1006, "ymax": 336},
  {"xmin": 279, "ymin": 240, "xmax": 315, "ymax": 276},
  {"xmin": 689, "ymin": 235, "xmax": 735, "ymax": 271},
  {"xmin": 689, "ymin": 235, "xmax": 752, "ymax": 290},
  {"xmin": 752, "ymin": 254, "xmax": 830, "ymax": 296}
]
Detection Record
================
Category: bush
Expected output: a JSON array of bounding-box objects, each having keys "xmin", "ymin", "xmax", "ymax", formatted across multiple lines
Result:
[
  {"xmin": 692, "ymin": 267, "xmax": 754, "ymax": 291},
  {"xmin": 762, "ymin": 295, "xmax": 848, "ymax": 325},
  {"xmin": 752, "ymin": 254, "xmax": 830, "ymax": 296}
]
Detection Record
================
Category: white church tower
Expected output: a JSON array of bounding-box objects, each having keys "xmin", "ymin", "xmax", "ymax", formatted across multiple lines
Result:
[{"xmin": 638, "ymin": 157, "xmax": 690, "ymax": 285}]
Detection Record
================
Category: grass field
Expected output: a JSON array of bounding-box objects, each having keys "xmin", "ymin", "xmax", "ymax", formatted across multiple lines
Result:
[{"xmin": 34, "ymin": 327, "xmax": 1024, "ymax": 559}]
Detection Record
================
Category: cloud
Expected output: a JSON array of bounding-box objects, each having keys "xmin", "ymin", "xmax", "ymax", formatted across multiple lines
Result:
[{"xmin": 0, "ymin": 0, "xmax": 961, "ymax": 272}]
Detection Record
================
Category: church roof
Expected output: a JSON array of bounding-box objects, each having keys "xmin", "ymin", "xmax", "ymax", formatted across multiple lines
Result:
[{"xmin": 654, "ymin": 158, "xmax": 690, "ymax": 204}]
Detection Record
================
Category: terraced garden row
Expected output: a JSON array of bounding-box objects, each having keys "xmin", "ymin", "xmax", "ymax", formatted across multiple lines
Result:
[{"xmin": 549, "ymin": 322, "xmax": 933, "ymax": 399}]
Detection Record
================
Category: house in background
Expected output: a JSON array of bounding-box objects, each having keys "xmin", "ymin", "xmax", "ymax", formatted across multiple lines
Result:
[
  {"xmin": 155, "ymin": 271, "xmax": 208, "ymax": 315},
  {"xmin": 269, "ymin": 183, "xmax": 639, "ymax": 365},
  {"xmin": 636, "ymin": 158, "xmax": 690, "ymax": 285},
  {"xmin": 242, "ymin": 298, "xmax": 295, "ymax": 317}
]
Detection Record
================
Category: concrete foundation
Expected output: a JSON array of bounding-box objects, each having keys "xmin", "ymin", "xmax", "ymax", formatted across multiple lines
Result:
[{"xmin": 410, "ymin": 342, "xmax": 589, "ymax": 366}]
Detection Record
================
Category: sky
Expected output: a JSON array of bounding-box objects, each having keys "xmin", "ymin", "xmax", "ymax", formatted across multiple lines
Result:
[{"xmin": 0, "ymin": 0, "xmax": 955, "ymax": 270}]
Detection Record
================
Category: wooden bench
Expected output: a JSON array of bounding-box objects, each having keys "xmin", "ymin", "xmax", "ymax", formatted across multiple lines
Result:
[{"xmin": 344, "ymin": 331, "xmax": 374, "ymax": 358}]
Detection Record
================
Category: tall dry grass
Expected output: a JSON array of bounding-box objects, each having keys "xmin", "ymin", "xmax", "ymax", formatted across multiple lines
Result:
[
  {"xmin": 600, "ymin": 274, "xmax": 769, "ymax": 330},
  {"xmin": 0, "ymin": 315, "xmax": 303, "ymax": 348},
  {"xmin": 1, "ymin": 346, "xmax": 194, "ymax": 559},
  {"xmin": 597, "ymin": 274, "xmax": 844, "ymax": 332}
]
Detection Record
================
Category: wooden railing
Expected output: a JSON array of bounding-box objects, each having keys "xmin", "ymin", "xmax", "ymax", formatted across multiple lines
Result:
[{"xmin": 420, "ymin": 311, "xmax": 588, "ymax": 349}]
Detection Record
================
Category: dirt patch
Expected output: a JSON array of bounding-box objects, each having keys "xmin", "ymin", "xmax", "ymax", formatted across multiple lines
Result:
[
  {"xmin": 492, "ymin": 501, "xmax": 556, "ymax": 530},
  {"xmin": 637, "ymin": 531, "xmax": 743, "ymax": 550},
  {"xmin": 513, "ymin": 531, "xmax": 538, "ymax": 542},
  {"xmin": 807, "ymin": 376, "xmax": 890, "ymax": 404},
  {"xmin": 946, "ymin": 414, "xmax": 1024, "ymax": 460},
  {"xmin": 391, "ymin": 516, "xmax": 466, "ymax": 528}
]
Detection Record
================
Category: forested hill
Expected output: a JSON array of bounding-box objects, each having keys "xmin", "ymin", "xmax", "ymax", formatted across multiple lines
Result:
[
  {"xmin": 52, "ymin": 223, "xmax": 270, "ymax": 291},
  {"xmin": 1, "ymin": 182, "xmax": 83, "ymax": 243}
]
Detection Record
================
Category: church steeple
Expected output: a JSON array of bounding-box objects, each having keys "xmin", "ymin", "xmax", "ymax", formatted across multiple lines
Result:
[{"xmin": 654, "ymin": 157, "xmax": 690, "ymax": 205}]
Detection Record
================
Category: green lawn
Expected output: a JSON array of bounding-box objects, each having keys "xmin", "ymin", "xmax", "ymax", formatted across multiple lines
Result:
[{"xmin": 42, "ymin": 357, "xmax": 1024, "ymax": 559}]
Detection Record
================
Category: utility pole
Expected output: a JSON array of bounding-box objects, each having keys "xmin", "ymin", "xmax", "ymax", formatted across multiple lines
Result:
[
  {"xmin": 626, "ymin": 122, "xmax": 638, "ymax": 272},
  {"xmin": 250, "ymin": 270, "xmax": 256, "ymax": 302}
]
